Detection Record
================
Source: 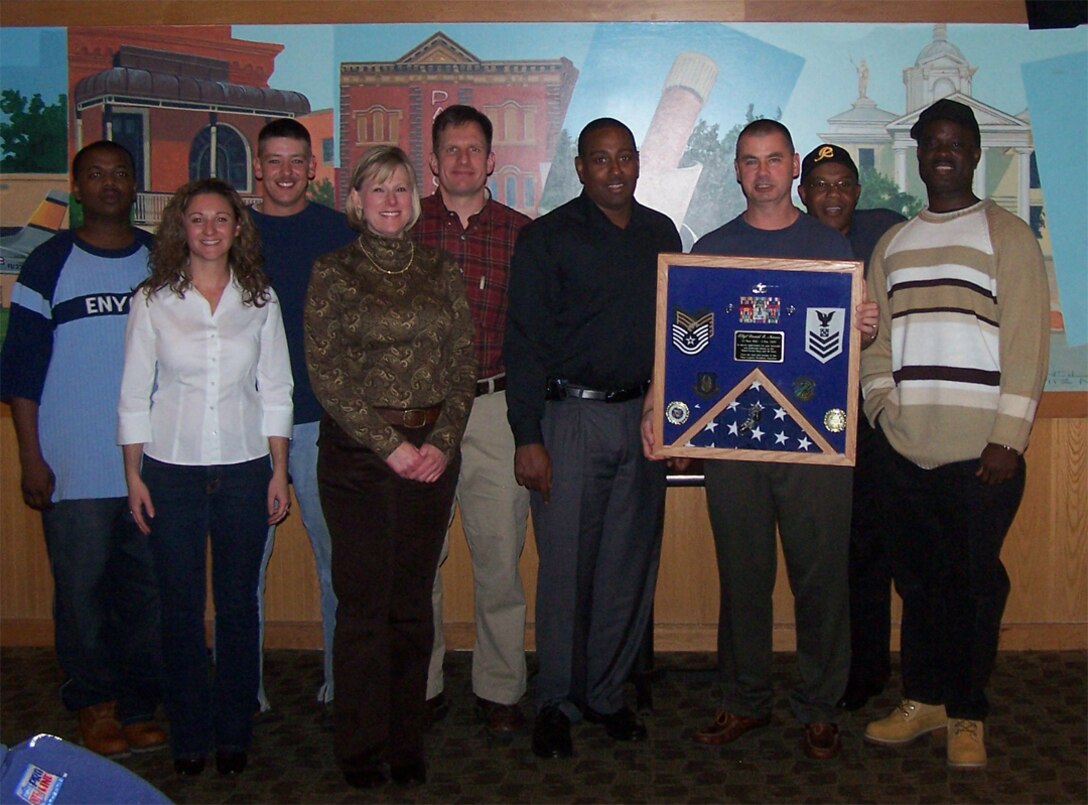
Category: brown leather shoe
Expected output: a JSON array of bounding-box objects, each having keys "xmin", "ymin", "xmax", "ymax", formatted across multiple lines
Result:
[
  {"xmin": 692, "ymin": 711, "xmax": 771, "ymax": 745},
  {"xmin": 804, "ymin": 722, "xmax": 842, "ymax": 759},
  {"xmin": 475, "ymin": 697, "xmax": 525, "ymax": 738},
  {"xmin": 78, "ymin": 701, "xmax": 128, "ymax": 757},
  {"xmin": 122, "ymin": 720, "xmax": 168, "ymax": 753}
]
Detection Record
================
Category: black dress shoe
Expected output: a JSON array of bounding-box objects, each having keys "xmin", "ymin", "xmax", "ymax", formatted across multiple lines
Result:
[
  {"xmin": 342, "ymin": 750, "xmax": 387, "ymax": 789},
  {"xmin": 532, "ymin": 705, "xmax": 573, "ymax": 759},
  {"xmin": 215, "ymin": 751, "xmax": 247, "ymax": 775},
  {"xmin": 583, "ymin": 706, "xmax": 648, "ymax": 741},
  {"xmin": 837, "ymin": 680, "xmax": 885, "ymax": 711},
  {"xmin": 343, "ymin": 765, "xmax": 387, "ymax": 789},
  {"xmin": 390, "ymin": 758, "xmax": 427, "ymax": 785},
  {"xmin": 173, "ymin": 757, "xmax": 206, "ymax": 776}
]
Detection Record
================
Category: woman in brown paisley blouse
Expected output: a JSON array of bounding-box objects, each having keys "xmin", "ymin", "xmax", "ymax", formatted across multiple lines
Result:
[{"xmin": 304, "ymin": 145, "xmax": 475, "ymax": 789}]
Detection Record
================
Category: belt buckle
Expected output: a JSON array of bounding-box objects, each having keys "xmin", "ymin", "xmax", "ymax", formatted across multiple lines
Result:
[{"xmin": 402, "ymin": 409, "xmax": 425, "ymax": 428}]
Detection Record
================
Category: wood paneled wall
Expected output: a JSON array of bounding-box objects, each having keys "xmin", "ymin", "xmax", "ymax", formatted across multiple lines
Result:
[
  {"xmin": 1, "ymin": 0, "xmax": 1084, "ymax": 654},
  {"xmin": 3, "ymin": 411, "xmax": 1085, "ymax": 649}
]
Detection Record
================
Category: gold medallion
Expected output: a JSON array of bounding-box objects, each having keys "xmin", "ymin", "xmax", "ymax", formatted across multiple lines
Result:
[{"xmin": 823, "ymin": 408, "xmax": 847, "ymax": 433}]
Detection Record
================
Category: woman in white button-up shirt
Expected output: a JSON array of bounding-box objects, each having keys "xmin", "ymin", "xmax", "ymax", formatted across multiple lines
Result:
[{"xmin": 117, "ymin": 178, "xmax": 293, "ymax": 778}]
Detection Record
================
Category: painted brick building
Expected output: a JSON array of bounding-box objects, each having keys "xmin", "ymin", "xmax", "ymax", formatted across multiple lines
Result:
[
  {"xmin": 339, "ymin": 32, "xmax": 577, "ymax": 216},
  {"xmin": 67, "ymin": 27, "xmax": 309, "ymax": 224}
]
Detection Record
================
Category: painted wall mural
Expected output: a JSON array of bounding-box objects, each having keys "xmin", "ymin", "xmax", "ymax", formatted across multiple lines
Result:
[{"xmin": 1, "ymin": 21, "xmax": 1085, "ymax": 389}]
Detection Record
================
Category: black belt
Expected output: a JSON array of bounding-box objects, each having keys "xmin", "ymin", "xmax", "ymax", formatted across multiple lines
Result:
[
  {"xmin": 545, "ymin": 379, "xmax": 649, "ymax": 403},
  {"xmin": 476, "ymin": 374, "xmax": 507, "ymax": 397}
]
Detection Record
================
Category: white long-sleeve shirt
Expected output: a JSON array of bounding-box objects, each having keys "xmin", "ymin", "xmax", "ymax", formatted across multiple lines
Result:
[{"xmin": 117, "ymin": 279, "xmax": 293, "ymax": 465}]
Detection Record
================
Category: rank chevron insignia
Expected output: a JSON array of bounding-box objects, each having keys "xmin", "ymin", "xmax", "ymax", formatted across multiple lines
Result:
[
  {"xmin": 805, "ymin": 307, "xmax": 845, "ymax": 364},
  {"xmin": 672, "ymin": 309, "xmax": 715, "ymax": 356}
]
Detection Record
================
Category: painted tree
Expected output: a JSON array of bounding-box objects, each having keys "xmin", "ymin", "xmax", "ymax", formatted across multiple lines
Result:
[
  {"xmin": 0, "ymin": 91, "xmax": 68, "ymax": 173},
  {"xmin": 680, "ymin": 105, "xmax": 779, "ymax": 243},
  {"xmin": 539, "ymin": 128, "xmax": 580, "ymax": 214},
  {"xmin": 308, "ymin": 177, "xmax": 336, "ymax": 209},
  {"xmin": 857, "ymin": 166, "xmax": 924, "ymax": 218}
]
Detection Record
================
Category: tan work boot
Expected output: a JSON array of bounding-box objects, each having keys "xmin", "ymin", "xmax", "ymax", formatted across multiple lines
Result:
[
  {"xmin": 78, "ymin": 701, "xmax": 129, "ymax": 757},
  {"xmin": 122, "ymin": 720, "xmax": 168, "ymax": 753},
  {"xmin": 864, "ymin": 699, "xmax": 947, "ymax": 745},
  {"xmin": 947, "ymin": 718, "xmax": 987, "ymax": 769}
]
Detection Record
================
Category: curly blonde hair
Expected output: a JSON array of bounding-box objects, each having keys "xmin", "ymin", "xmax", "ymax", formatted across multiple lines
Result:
[{"xmin": 146, "ymin": 178, "xmax": 269, "ymax": 306}]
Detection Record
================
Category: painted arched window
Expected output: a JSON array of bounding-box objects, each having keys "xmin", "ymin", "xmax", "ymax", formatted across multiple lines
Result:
[{"xmin": 189, "ymin": 124, "xmax": 251, "ymax": 191}]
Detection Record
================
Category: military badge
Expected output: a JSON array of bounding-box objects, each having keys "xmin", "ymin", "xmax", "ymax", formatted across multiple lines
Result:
[
  {"xmin": 792, "ymin": 376, "xmax": 816, "ymax": 402},
  {"xmin": 823, "ymin": 408, "xmax": 847, "ymax": 433},
  {"xmin": 805, "ymin": 307, "xmax": 845, "ymax": 364},
  {"xmin": 694, "ymin": 372, "xmax": 719, "ymax": 397},
  {"xmin": 672, "ymin": 308, "xmax": 714, "ymax": 356},
  {"xmin": 665, "ymin": 401, "xmax": 691, "ymax": 425}
]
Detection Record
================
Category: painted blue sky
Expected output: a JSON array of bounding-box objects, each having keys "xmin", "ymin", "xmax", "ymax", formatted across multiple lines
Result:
[
  {"xmin": 239, "ymin": 23, "xmax": 803, "ymax": 144},
  {"xmin": 732, "ymin": 22, "xmax": 1087, "ymax": 148},
  {"xmin": 237, "ymin": 21, "xmax": 1086, "ymax": 161},
  {"xmin": 0, "ymin": 27, "xmax": 69, "ymax": 121}
]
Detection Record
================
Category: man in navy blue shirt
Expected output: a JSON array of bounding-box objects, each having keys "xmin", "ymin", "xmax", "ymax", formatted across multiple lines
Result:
[{"xmin": 250, "ymin": 119, "xmax": 356, "ymax": 711}]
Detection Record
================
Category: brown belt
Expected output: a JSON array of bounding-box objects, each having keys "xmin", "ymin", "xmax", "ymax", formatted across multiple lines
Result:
[
  {"xmin": 374, "ymin": 405, "xmax": 442, "ymax": 429},
  {"xmin": 476, "ymin": 374, "xmax": 507, "ymax": 397}
]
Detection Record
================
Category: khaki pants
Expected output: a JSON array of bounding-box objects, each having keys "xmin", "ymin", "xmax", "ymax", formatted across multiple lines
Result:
[{"xmin": 427, "ymin": 390, "xmax": 531, "ymax": 705}]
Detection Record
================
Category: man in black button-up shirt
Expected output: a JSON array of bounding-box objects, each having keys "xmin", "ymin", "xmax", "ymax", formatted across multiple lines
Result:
[{"xmin": 504, "ymin": 118, "xmax": 681, "ymax": 758}]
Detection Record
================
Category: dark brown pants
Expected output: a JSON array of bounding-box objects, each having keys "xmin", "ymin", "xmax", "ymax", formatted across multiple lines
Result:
[{"xmin": 318, "ymin": 415, "xmax": 459, "ymax": 771}]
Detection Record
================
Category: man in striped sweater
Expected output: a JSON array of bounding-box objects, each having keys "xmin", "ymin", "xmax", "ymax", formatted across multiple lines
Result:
[{"xmin": 860, "ymin": 99, "xmax": 1049, "ymax": 769}]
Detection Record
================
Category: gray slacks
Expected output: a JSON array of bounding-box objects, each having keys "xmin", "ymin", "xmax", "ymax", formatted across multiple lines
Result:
[{"xmin": 531, "ymin": 396, "xmax": 665, "ymax": 719}]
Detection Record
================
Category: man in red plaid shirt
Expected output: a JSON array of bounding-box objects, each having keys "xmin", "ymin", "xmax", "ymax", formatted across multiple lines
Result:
[{"xmin": 411, "ymin": 105, "xmax": 532, "ymax": 739}]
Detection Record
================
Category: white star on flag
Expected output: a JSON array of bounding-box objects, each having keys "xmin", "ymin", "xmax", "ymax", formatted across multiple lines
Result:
[
  {"xmin": 775, "ymin": 431, "xmax": 789, "ymax": 445},
  {"xmin": 774, "ymin": 407, "xmax": 787, "ymax": 420}
]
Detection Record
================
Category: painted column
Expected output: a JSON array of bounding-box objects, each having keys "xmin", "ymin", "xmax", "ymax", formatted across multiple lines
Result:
[{"xmin": 1017, "ymin": 147, "xmax": 1032, "ymax": 223}]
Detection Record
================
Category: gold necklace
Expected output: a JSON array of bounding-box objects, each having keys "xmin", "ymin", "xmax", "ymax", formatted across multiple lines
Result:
[{"xmin": 358, "ymin": 237, "xmax": 414, "ymax": 275}]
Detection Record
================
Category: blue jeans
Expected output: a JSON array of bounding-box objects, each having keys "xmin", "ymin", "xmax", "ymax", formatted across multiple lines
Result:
[
  {"xmin": 142, "ymin": 456, "xmax": 270, "ymax": 759},
  {"xmin": 41, "ymin": 498, "xmax": 161, "ymax": 721},
  {"xmin": 257, "ymin": 420, "xmax": 337, "ymax": 708}
]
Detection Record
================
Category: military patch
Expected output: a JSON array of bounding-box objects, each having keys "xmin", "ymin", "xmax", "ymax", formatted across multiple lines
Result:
[
  {"xmin": 805, "ymin": 307, "xmax": 845, "ymax": 364},
  {"xmin": 694, "ymin": 372, "xmax": 719, "ymax": 397},
  {"xmin": 672, "ymin": 308, "xmax": 714, "ymax": 356},
  {"xmin": 665, "ymin": 400, "xmax": 691, "ymax": 425},
  {"xmin": 823, "ymin": 408, "xmax": 847, "ymax": 433},
  {"xmin": 792, "ymin": 376, "xmax": 816, "ymax": 402}
]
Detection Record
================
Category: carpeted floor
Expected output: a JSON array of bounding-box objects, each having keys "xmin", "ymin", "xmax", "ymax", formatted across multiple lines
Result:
[{"xmin": 1, "ymin": 647, "xmax": 1084, "ymax": 803}]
